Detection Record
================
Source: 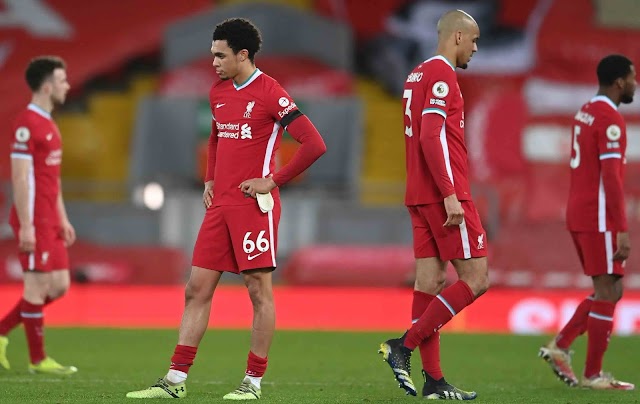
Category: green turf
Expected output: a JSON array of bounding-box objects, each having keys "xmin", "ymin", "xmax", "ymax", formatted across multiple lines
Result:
[{"xmin": 0, "ymin": 328, "xmax": 637, "ymax": 403}]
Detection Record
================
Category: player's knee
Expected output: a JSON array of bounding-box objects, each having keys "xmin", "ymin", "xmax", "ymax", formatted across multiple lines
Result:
[
  {"xmin": 246, "ymin": 283, "xmax": 273, "ymax": 309},
  {"xmin": 415, "ymin": 276, "xmax": 446, "ymax": 295},
  {"xmin": 48, "ymin": 280, "xmax": 70, "ymax": 299},
  {"xmin": 47, "ymin": 287, "xmax": 67, "ymax": 300},
  {"xmin": 184, "ymin": 280, "xmax": 213, "ymax": 303},
  {"xmin": 596, "ymin": 288, "xmax": 622, "ymax": 303},
  {"xmin": 465, "ymin": 272, "xmax": 490, "ymax": 298}
]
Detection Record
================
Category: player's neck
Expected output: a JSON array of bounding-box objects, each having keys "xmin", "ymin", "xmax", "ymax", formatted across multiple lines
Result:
[
  {"xmin": 435, "ymin": 47, "xmax": 456, "ymax": 70},
  {"xmin": 596, "ymin": 88, "xmax": 621, "ymax": 106},
  {"xmin": 233, "ymin": 65, "xmax": 257, "ymax": 87},
  {"xmin": 30, "ymin": 94, "xmax": 54, "ymax": 114}
]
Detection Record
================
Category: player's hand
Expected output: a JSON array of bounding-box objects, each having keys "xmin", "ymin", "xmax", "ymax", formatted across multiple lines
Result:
[
  {"xmin": 18, "ymin": 225, "xmax": 36, "ymax": 253},
  {"xmin": 613, "ymin": 231, "xmax": 630, "ymax": 261},
  {"xmin": 203, "ymin": 180, "xmax": 214, "ymax": 208},
  {"xmin": 443, "ymin": 193, "xmax": 464, "ymax": 226},
  {"xmin": 60, "ymin": 220, "xmax": 76, "ymax": 247},
  {"xmin": 239, "ymin": 176, "xmax": 277, "ymax": 198}
]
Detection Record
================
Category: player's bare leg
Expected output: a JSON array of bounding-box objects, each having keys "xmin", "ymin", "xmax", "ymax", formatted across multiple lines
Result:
[
  {"xmin": 223, "ymin": 268, "xmax": 274, "ymax": 400},
  {"xmin": 47, "ymin": 269, "xmax": 70, "ymax": 301},
  {"xmin": 127, "ymin": 266, "xmax": 221, "ymax": 399},
  {"xmin": 580, "ymin": 275, "xmax": 633, "ymax": 390},
  {"xmin": 176, "ymin": 266, "xmax": 223, "ymax": 347},
  {"xmin": 450, "ymin": 257, "xmax": 490, "ymax": 299}
]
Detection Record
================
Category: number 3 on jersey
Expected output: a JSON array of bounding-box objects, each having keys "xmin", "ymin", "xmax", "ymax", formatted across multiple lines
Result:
[
  {"xmin": 570, "ymin": 125, "xmax": 581, "ymax": 169},
  {"xmin": 403, "ymin": 89, "xmax": 413, "ymax": 137}
]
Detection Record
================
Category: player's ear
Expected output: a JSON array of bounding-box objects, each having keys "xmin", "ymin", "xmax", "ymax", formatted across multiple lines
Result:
[{"xmin": 455, "ymin": 31, "xmax": 462, "ymax": 45}]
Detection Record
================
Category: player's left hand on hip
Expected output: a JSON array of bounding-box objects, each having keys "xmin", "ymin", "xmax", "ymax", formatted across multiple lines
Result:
[
  {"xmin": 61, "ymin": 220, "xmax": 76, "ymax": 247},
  {"xmin": 613, "ymin": 231, "xmax": 630, "ymax": 261},
  {"xmin": 443, "ymin": 194, "xmax": 465, "ymax": 226},
  {"xmin": 239, "ymin": 177, "xmax": 277, "ymax": 198}
]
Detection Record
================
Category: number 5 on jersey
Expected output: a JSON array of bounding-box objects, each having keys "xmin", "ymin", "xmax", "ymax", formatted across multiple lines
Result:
[{"xmin": 570, "ymin": 125, "xmax": 581, "ymax": 169}]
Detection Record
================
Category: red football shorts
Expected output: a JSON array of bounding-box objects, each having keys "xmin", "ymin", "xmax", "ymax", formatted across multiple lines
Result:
[
  {"xmin": 192, "ymin": 202, "xmax": 281, "ymax": 273},
  {"xmin": 408, "ymin": 200, "xmax": 488, "ymax": 261},
  {"xmin": 570, "ymin": 231, "xmax": 624, "ymax": 277},
  {"xmin": 11, "ymin": 224, "xmax": 68, "ymax": 272}
]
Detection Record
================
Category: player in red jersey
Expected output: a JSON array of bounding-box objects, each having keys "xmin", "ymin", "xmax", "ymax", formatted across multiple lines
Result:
[
  {"xmin": 0, "ymin": 56, "xmax": 77, "ymax": 375},
  {"xmin": 377, "ymin": 10, "xmax": 489, "ymax": 399},
  {"xmin": 126, "ymin": 18, "xmax": 326, "ymax": 400},
  {"xmin": 539, "ymin": 55, "xmax": 636, "ymax": 391}
]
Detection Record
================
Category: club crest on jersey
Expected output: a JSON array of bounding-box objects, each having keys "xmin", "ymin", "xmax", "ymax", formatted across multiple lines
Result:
[
  {"xmin": 606, "ymin": 124, "xmax": 621, "ymax": 141},
  {"xmin": 244, "ymin": 101, "xmax": 255, "ymax": 118},
  {"xmin": 15, "ymin": 127, "xmax": 30, "ymax": 143},
  {"xmin": 432, "ymin": 81, "xmax": 449, "ymax": 98}
]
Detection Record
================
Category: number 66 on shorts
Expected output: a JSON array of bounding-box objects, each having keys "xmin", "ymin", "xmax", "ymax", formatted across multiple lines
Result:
[{"xmin": 192, "ymin": 203, "xmax": 281, "ymax": 273}]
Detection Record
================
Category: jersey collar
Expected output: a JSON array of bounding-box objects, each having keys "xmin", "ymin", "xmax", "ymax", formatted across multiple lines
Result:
[
  {"xmin": 27, "ymin": 103, "xmax": 52, "ymax": 120},
  {"xmin": 425, "ymin": 55, "xmax": 455, "ymax": 71},
  {"xmin": 590, "ymin": 95, "xmax": 618, "ymax": 110},
  {"xmin": 233, "ymin": 68, "xmax": 262, "ymax": 91}
]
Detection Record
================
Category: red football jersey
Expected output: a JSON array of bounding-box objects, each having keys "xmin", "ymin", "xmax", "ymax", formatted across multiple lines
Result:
[
  {"xmin": 403, "ymin": 55, "xmax": 471, "ymax": 206},
  {"xmin": 208, "ymin": 69, "xmax": 299, "ymax": 206},
  {"xmin": 567, "ymin": 96, "xmax": 627, "ymax": 232},
  {"xmin": 9, "ymin": 104, "xmax": 62, "ymax": 228}
]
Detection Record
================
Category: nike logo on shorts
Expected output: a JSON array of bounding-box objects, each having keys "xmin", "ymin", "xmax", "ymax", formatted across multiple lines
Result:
[
  {"xmin": 247, "ymin": 252, "xmax": 264, "ymax": 261},
  {"xmin": 216, "ymin": 103, "xmax": 225, "ymax": 108}
]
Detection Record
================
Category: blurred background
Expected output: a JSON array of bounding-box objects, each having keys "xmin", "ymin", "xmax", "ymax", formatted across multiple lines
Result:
[{"xmin": 1, "ymin": 0, "xmax": 640, "ymax": 335}]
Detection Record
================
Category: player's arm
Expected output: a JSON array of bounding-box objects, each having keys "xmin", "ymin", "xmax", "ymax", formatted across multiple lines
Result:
[
  {"xmin": 203, "ymin": 113, "xmax": 219, "ymax": 208},
  {"xmin": 57, "ymin": 178, "xmax": 76, "ymax": 246},
  {"xmin": 419, "ymin": 70, "xmax": 463, "ymax": 226},
  {"xmin": 11, "ymin": 156, "xmax": 35, "ymax": 252},
  {"xmin": 599, "ymin": 121, "xmax": 629, "ymax": 259},
  {"xmin": 239, "ymin": 86, "xmax": 327, "ymax": 197},
  {"xmin": 270, "ymin": 113, "xmax": 327, "ymax": 187},
  {"xmin": 420, "ymin": 113, "xmax": 463, "ymax": 226}
]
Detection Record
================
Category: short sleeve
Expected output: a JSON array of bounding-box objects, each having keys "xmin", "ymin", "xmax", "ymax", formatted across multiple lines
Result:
[
  {"xmin": 598, "ymin": 114, "xmax": 625, "ymax": 161},
  {"xmin": 265, "ymin": 83, "xmax": 301, "ymax": 127},
  {"xmin": 10, "ymin": 122, "xmax": 35, "ymax": 160},
  {"xmin": 421, "ymin": 62, "xmax": 456, "ymax": 119}
]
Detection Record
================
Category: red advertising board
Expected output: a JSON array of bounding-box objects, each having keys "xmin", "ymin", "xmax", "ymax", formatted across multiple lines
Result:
[{"xmin": 0, "ymin": 285, "xmax": 637, "ymax": 334}]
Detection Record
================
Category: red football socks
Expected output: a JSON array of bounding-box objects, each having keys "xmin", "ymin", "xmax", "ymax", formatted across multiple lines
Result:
[
  {"xmin": 21, "ymin": 300, "xmax": 45, "ymax": 364},
  {"xmin": 0, "ymin": 296, "xmax": 58, "ymax": 336},
  {"xmin": 246, "ymin": 351, "xmax": 268, "ymax": 377},
  {"xmin": 584, "ymin": 300, "xmax": 615, "ymax": 378},
  {"xmin": 405, "ymin": 280, "xmax": 475, "ymax": 351},
  {"xmin": 0, "ymin": 299, "xmax": 23, "ymax": 336},
  {"xmin": 556, "ymin": 296, "xmax": 593, "ymax": 349},
  {"xmin": 169, "ymin": 345, "xmax": 198, "ymax": 374},
  {"xmin": 412, "ymin": 290, "xmax": 443, "ymax": 380}
]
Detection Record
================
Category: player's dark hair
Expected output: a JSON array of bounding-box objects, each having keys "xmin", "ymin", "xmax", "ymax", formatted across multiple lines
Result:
[
  {"xmin": 597, "ymin": 55, "xmax": 633, "ymax": 86},
  {"xmin": 25, "ymin": 56, "xmax": 66, "ymax": 92},
  {"xmin": 212, "ymin": 18, "xmax": 262, "ymax": 62}
]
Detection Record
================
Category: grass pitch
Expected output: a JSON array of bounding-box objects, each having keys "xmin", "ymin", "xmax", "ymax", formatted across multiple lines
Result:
[{"xmin": 0, "ymin": 328, "xmax": 637, "ymax": 403}]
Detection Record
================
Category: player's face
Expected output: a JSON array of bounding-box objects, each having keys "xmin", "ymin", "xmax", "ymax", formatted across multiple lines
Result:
[
  {"xmin": 211, "ymin": 40, "xmax": 243, "ymax": 80},
  {"xmin": 47, "ymin": 68, "xmax": 70, "ymax": 105},
  {"xmin": 457, "ymin": 22, "xmax": 479, "ymax": 70},
  {"xmin": 621, "ymin": 65, "xmax": 637, "ymax": 104}
]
